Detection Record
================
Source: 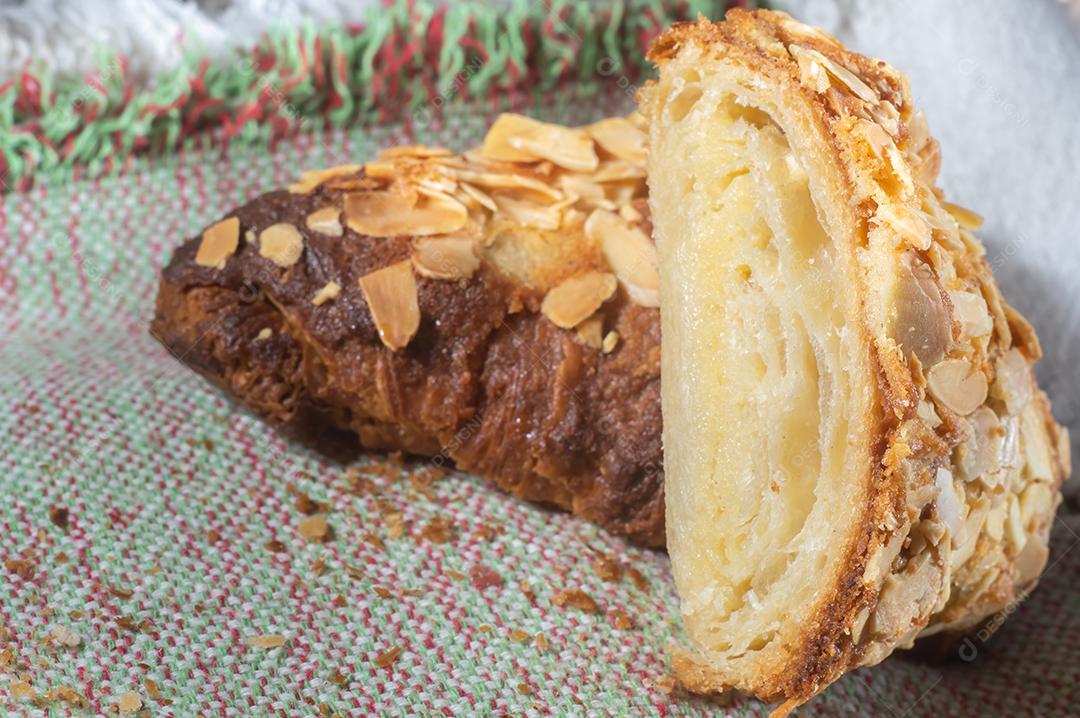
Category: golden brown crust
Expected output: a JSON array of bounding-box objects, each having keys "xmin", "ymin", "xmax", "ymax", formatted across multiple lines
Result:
[
  {"xmin": 645, "ymin": 7, "xmax": 1070, "ymax": 709},
  {"xmin": 151, "ymin": 118, "xmax": 665, "ymax": 547}
]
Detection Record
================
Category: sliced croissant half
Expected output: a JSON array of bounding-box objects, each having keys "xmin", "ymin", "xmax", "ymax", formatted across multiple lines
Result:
[{"xmin": 642, "ymin": 9, "xmax": 1070, "ymax": 711}]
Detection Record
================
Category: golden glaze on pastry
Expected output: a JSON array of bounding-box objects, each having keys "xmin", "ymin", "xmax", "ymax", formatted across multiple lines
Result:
[{"xmin": 642, "ymin": 9, "xmax": 1070, "ymax": 712}]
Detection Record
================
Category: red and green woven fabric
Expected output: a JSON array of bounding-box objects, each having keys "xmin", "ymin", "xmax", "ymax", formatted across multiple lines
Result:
[{"xmin": 2, "ymin": 2, "xmax": 1079, "ymax": 717}]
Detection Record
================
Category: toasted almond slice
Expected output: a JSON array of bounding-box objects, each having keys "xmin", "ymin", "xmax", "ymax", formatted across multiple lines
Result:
[
  {"xmin": 602, "ymin": 331, "xmax": 619, "ymax": 354},
  {"xmin": 587, "ymin": 209, "xmax": 660, "ymax": 308},
  {"xmin": 586, "ymin": 118, "xmax": 648, "ymax": 165},
  {"xmin": 948, "ymin": 289, "xmax": 993, "ymax": 338},
  {"xmin": 591, "ymin": 160, "xmax": 647, "ymax": 183},
  {"xmin": 195, "ymin": 217, "xmax": 240, "ymax": 269},
  {"xmin": 289, "ymin": 164, "xmax": 363, "ymax": 194},
  {"xmin": 312, "ymin": 281, "xmax": 342, "ymax": 306},
  {"xmin": 247, "ymin": 634, "xmax": 287, "ymax": 649},
  {"xmin": 942, "ymin": 201, "xmax": 984, "ymax": 230},
  {"xmin": 619, "ymin": 203, "xmax": 643, "ymax": 224},
  {"xmin": 493, "ymin": 195, "xmax": 562, "ymax": 230},
  {"xmin": 872, "ymin": 203, "xmax": 931, "ymax": 251},
  {"xmin": 306, "ymin": 206, "xmax": 343, "ymax": 236},
  {"xmin": 541, "ymin": 271, "xmax": 617, "ymax": 329},
  {"xmin": 509, "ymin": 127, "xmax": 599, "ymax": 172},
  {"xmin": 789, "ymin": 45, "xmax": 877, "ymax": 104},
  {"xmin": 345, "ymin": 188, "xmax": 467, "ymax": 237},
  {"xmin": 363, "ymin": 158, "xmax": 399, "ymax": 180},
  {"xmin": 259, "ymin": 223, "xmax": 304, "ymax": 268},
  {"xmin": 379, "ymin": 145, "xmax": 452, "ymax": 160},
  {"xmin": 559, "ymin": 174, "xmax": 606, "ymax": 203},
  {"xmin": 458, "ymin": 182, "xmax": 498, "ymax": 213},
  {"xmin": 481, "ymin": 113, "xmax": 599, "ymax": 172},
  {"xmin": 576, "ymin": 314, "xmax": 604, "ymax": 349},
  {"xmin": 412, "ymin": 236, "xmax": 480, "ymax": 280},
  {"xmin": 453, "ymin": 168, "xmax": 562, "ymax": 202},
  {"xmin": 927, "ymin": 358, "xmax": 988, "ymax": 416},
  {"xmin": 358, "ymin": 261, "xmax": 420, "ymax": 350}
]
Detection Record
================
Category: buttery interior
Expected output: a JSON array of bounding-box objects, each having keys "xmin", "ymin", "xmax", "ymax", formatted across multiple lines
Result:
[{"xmin": 651, "ymin": 70, "xmax": 869, "ymax": 673}]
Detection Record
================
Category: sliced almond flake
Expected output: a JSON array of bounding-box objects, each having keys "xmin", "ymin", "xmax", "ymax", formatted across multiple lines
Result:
[
  {"xmin": 306, "ymin": 206, "xmax": 343, "ymax": 236},
  {"xmin": 453, "ymin": 168, "xmax": 562, "ymax": 202},
  {"xmin": 541, "ymin": 271, "xmax": 618, "ymax": 329},
  {"xmin": 602, "ymin": 331, "xmax": 619, "ymax": 354},
  {"xmin": 871, "ymin": 203, "xmax": 931, "ymax": 251},
  {"xmin": 363, "ymin": 158, "xmax": 399, "ymax": 180},
  {"xmin": 247, "ymin": 634, "xmax": 287, "ymax": 649},
  {"xmin": 591, "ymin": 160, "xmax": 647, "ymax": 183},
  {"xmin": 312, "ymin": 281, "xmax": 342, "ymax": 306},
  {"xmin": 587, "ymin": 209, "xmax": 660, "ymax": 308},
  {"xmin": 618, "ymin": 203, "xmax": 643, "ymax": 224},
  {"xmin": 358, "ymin": 260, "xmax": 421, "ymax": 350},
  {"xmin": 379, "ymin": 144, "xmax": 452, "ymax": 160},
  {"xmin": 298, "ymin": 513, "xmax": 329, "ymax": 542},
  {"xmin": 942, "ymin": 201, "xmax": 984, "ymax": 230},
  {"xmin": 345, "ymin": 188, "xmax": 466, "ymax": 237},
  {"xmin": 586, "ymin": 118, "xmax": 647, "ymax": 165},
  {"xmin": 948, "ymin": 290, "xmax": 993, "ymax": 338},
  {"xmin": 493, "ymin": 194, "xmax": 563, "ymax": 231},
  {"xmin": 458, "ymin": 182, "xmax": 498, "ymax": 213},
  {"xmin": 559, "ymin": 174, "xmax": 606, "ymax": 203},
  {"xmin": 116, "ymin": 691, "xmax": 142, "ymax": 713},
  {"xmin": 49, "ymin": 625, "xmax": 81, "ymax": 648},
  {"xmin": 575, "ymin": 314, "xmax": 604, "ymax": 349},
  {"xmin": 195, "ymin": 217, "xmax": 240, "ymax": 269},
  {"xmin": 509, "ymin": 126, "xmax": 599, "ymax": 172},
  {"xmin": 412, "ymin": 236, "xmax": 480, "ymax": 280},
  {"xmin": 289, "ymin": 164, "xmax": 363, "ymax": 194},
  {"xmin": 789, "ymin": 45, "xmax": 877, "ymax": 104},
  {"xmin": 481, "ymin": 113, "xmax": 599, "ymax": 171},
  {"xmin": 259, "ymin": 223, "xmax": 304, "ymax": 267},
  {"xmin": 927, "ymin": 358, "xmax": 988, "ymax": 416}
]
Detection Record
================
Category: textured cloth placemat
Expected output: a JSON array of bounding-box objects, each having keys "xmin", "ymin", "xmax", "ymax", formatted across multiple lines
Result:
[{"xmin": 1, "ymin": 87, "xmax": 1079, "ymax": 718}]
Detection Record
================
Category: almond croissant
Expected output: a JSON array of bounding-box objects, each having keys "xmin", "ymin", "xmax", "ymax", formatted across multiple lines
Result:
[
  {"xmin": 151, "ymin": 113, "xmax": 666, "ymax": 546},
  {"xmin": 643, "ymin": 9, "xmax": 1070, "ymax": 712}
]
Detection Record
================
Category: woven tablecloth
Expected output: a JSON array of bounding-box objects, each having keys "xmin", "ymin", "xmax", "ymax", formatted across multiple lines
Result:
[{"xmin": 1, "ymin": 78, "xmax": 1079, "ymax": 718}]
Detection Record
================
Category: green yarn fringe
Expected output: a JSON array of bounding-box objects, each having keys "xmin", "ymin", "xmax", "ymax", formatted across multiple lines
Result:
[{"xmin": 0, "ymin": 0, "xmax": 768, "ymax": 192}]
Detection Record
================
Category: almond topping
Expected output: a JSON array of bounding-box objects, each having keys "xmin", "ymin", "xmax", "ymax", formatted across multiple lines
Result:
[
  {"xmin": 927, "ymin": 358, "xmax": 988, "ymax": 416},
  {"xmin": 541, "ymin": 271, "xmax": 617, "ymax": 329},
  {"xmin": 493, "ymin": 195, "xmax": 563, "ymax": 230},
  {"xmin": 948, "ymin": 290, "xmax": 993, "ymax": 338},
  {"xmin": 872, "ymin": 204, "xmax": 931, "ymax": 251},
  {"xmin": 259, "ymin": 223, "xmax": 304, "ymax": 267},
  {"xmin": 411, "ymin": 236, "xmax": 479, "ymax": 280},
  {"xmin": 345, "ymin": 188, "xmax": 467, "ymax": 237},
  {"xmin": 289, "ymin": 164, "xmax": 362, "ymax": 194},
  {"xmin": 247, "ymin": 634, "xmax": 287, "ymax": 649},
  {"xmin": 298, "ymin": 513, "xmax": 329, "ymax": 542},
  {"xmin": 358, "ymin": 261, "xmax": 421, "ymax": 350},
  {"xmin": 789, "ymin": 45, "xmax": 877, "ymax": 104},
  {"xmin": 481, "ymin": 113, "xmax": 599, "ymax": 172},
  {"xmin": 195, "ymin": 217, "xmax": 240, "ymax": 269},
  {"xmin": 312, "ymin": 282, "xmax": 342, "ymax": 306},
  {"xmin": 306, "ymin": 206, "xmax": 343, "ymax": 236},
  {"xmin": 116, "ymin": 691, "xmax": 142, "ymax": 713},
  {"xmin": 379, "ymin": 145, "xmax": 452, "ymax": 160},
  {"xmin": 575, "ymin": 314, "xmax": 604, "ymax": 349},
  {"xmin": 942, "ymin": 201, "xmax": 983, "ymax": 230},
  {"xmin": 602, "ymin": 331, "xmax": 619, "ymax": 354},
  {"xmin": 586, "ymin": 118, "xmax": 647, "ymax": 165},
  {"xmin": 586, "ymin": 209, "xmax": 659, "ymax": 308}
]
